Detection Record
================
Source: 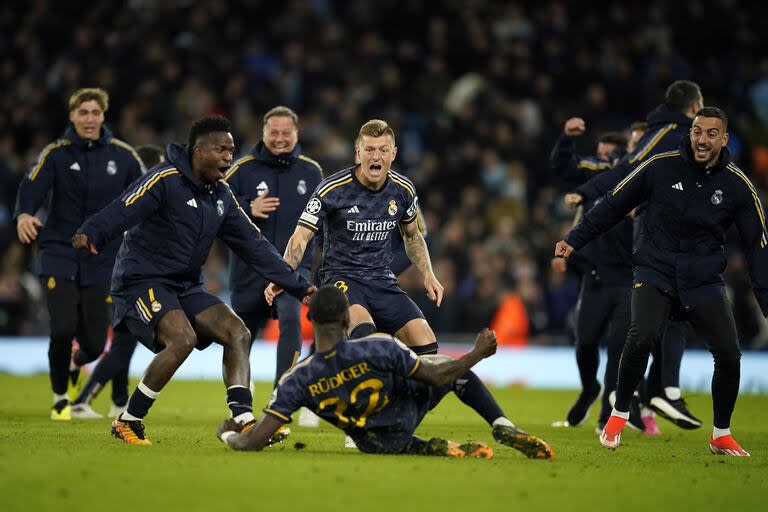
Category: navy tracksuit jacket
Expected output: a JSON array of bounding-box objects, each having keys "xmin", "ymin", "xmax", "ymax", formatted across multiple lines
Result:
[
  {"xmin": 566, "ymin": 139, "xmax": 768, "ymax": 315},
  {"xmin": 76, "ymin": 143, "xmax": 311, "ymax": 301},
  {"xmin": 14, "ymin": 125, "xmax": 144, "ymax": 286}
]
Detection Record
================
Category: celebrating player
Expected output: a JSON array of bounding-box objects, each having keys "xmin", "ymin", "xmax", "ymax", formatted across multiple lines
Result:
[{"xmin": 217, "ymin": 285, "xmax": 554, "ymax": 459}]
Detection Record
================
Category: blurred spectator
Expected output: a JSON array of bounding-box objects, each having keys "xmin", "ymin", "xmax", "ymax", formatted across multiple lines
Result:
[{"xmin": 1, "ymin": 1, "xmax": 767, "ymax": 345}]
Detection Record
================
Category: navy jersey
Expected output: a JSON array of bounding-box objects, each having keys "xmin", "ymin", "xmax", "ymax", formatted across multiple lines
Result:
[
  {"xmin": 297, "ymin": 166, "xmax": 418, "ymax": 282},
  {"xmin": 265, "ymin": 335, "xmax": 425, "ymax": 452}
]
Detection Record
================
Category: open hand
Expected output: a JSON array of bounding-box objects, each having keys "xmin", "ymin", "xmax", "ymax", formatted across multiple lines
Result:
[
  {"xmin": 250, "ymin": 191, "xmax": 280, "ymax": 219},
  {"xmin": 17, "ymin": 213, "xmax": 43, "ymax": 244}
]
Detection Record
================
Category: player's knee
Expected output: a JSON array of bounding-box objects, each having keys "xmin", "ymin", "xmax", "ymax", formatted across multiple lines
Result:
[
  {"xmin": 50, "ymin": 319, "xmax": 77, "ymax": 344},
  {"xmin": 164, "ymin": 326, "xmax": 197, "ymax": 355},
  {"xmin": 350, "ymin": 322, "xmax": 377, "ymax": 339},
  {"xmin": 627, "ymin": 324, "xmax": 656, "ymax": 353},
  {"xmin": 221, "ymin": 319, "xmax": 251, "ymax": 352},
  {"xmin": 711, "ymin": 347, "xmax": 741, "ymax": 369},
  {"xmin": 276, "ymin": 296, "xmax": 301, "ymax": 323}
]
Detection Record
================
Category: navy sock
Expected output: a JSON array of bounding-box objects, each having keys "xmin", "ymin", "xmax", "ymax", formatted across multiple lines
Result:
[
  {"xmin": 350, "ymin": 322, "xmax": 377, "ymax": 339},
  {"xmin": 412, "ymin": 342, "xmax": 439, "ymax": 355},
  {"xmin": 227, "ymin": 385, "xmax": 253, "ymax": 419},
  {"xmin": 453, "ymin": 371, "xmax": 504, "ymax": 425},
  {"xmin": 125, "ymin": 382, "xmax": 158, "ymax": 420}
]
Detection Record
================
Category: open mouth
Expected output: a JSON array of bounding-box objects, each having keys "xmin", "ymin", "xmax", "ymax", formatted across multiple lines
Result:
[
  {"xmin": 369, "ymin": 164, "xmax": 382, "ymax": 173},
  {"xmin": 218, "ymin": 166, "xmax": 229, "ymax": 178},
  {"xmin": 695, "ymin": 144, "xmax": 710, "ymax": 158}
]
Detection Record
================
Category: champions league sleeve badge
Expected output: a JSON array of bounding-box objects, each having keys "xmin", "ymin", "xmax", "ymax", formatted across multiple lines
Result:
[{"xmin": 306, "ymin": 197, "xmax": 322, "ymax": 214}]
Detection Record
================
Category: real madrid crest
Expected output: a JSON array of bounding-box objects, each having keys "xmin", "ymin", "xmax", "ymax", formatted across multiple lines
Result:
[
  {"xmin": 151, "ymin": 301, "xmax": 162, "ymax": 313},
  {"xmin": 106, "ymin": 160, "xmax": 117, "ymax": 175},
  {"xmin": 388, "ymin": 199, "xmax": 397, "ymax": 216},
  {"xmin": 216, "ymin": 199, "xmax": 225, "ymax": 216},
  {"xmin": 47, "ymin": 276, "xmax": 56, "ymax": 290},
  {"xmin": 711, "ymin": 189, "xmax": 723, "ymax": 205},
  {"xmin": 297, "ymin": 179, "xmax": 307, "ymax": 195}
]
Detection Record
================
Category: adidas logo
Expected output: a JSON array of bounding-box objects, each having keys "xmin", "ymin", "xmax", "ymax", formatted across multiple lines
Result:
[
  {"xmin": 672, "ymin": 182, "xmax": 684, "ymax": 191},
  {"xmin": 69, "ymin": 162, "xmax": 81, "ymax": 171},
  {"xmin": 186, "ymin": 198, "xmax": 198, "ymax": 208},
  {"xmin": 347, "ymin": 205, "xmax": 360, "ymax": 214}
]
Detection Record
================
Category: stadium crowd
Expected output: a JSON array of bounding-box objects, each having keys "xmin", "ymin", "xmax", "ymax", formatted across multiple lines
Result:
[{"xmin": 1, "ymin": 0, "xmax": 767, "ymax": 347}]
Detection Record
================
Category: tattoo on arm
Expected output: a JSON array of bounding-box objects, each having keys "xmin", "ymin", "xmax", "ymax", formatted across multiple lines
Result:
[
  {"xmin": 284, "ymin": 226, "xmax": 315, "ymax": 270},
  {"xmin": 402, "ymin": 223, "xmax": 433, "ymax": 276}
]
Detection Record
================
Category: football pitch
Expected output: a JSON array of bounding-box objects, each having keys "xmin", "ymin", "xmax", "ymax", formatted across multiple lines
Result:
[{"xmin": 0, "ymin": 374, "xmax": 765, "ymax": 512}]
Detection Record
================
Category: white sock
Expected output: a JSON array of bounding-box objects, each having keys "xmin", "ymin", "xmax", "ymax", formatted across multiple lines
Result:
[
  {"xmin": 640, "ymin": 406, "xmax": 654, "ymax": 417},
  {"xmin": 664, "ymin": 387, "xmax": 681, "ymax": 400},
  {"xmin": 53, "ymin": 393, "xmax": 68, "ymax": 404},
  {"xmin": 611, "ymin": 408, "xmax": 630, "ymax": 420},
  {"xmin": 712, "ymin": 426, "xmax": 731, "ymax": 439},
  {"xmin": 138, "ymin": 381, "xmax": 160, "ymax": 399},
  {"xmin": 121, "ymin": 411, "xmax": 142, "ymax": 421},
  {"xmin": 234, "ymin": 412, "xmax": 254, "ymax": 424},
  {"xmin": 492, "ymin": 417, "xmax": 515, "ymax": 428}
]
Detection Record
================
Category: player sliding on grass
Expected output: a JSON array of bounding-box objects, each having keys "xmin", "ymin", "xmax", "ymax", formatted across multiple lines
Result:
[{"xmin": 217, "ymin": 285, "xmax": 555, "ymax": 459}]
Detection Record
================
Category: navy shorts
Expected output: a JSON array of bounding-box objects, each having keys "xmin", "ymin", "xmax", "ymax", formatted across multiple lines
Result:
[
  {"xmin": 112, "ymin": 280, "xmax": 223, "ymax": 354},
  {"xmin": 324, "ymin": 274, "xmax": 424, "ymax": 334},
  {"xmin": 351, "ymin": 381, "xmax": 452, "ymax": 454}
]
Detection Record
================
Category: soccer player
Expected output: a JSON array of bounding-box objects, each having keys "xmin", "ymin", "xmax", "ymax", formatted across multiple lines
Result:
[
  {"xmin": 73, "ymin": 116, "xmax": 315, "ymax": 445},
  {"xmin": 71, "ymin": 144, "xmax": 166, "ymax": 418},
  {"xmin": 565, "ymin": 81, "xmax": 707, "ymax": 431},
  {"xmin": 14, "ymin": 87, "xmax": 145, "ymax": 420},
  {"xmin": 556, "ymin": 108, "xmax": 765, "ymax": 456},
  {"xmin": 216, "ymin": 285, "xmax": 555, "ymax": 459},
  {"xmin": 265, "ymin": 119, "xmax": 443, "ymax": 357},
  {"xmin": 224, "ymin": 106, "xmax": 322, "ymax": 388}
]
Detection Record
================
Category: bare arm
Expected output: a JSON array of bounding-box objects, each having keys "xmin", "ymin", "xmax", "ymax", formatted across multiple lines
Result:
[
  {"xmin": 411, "ymin": 328, "xmax": 497, "ymax": 387},
  {"xmin": 284, "ymin": 225, "xmax": 315, "ymax": 270},
  {"xmin": 401, "ymin": 220, "xmax": 432, "ymax": 276},
  {"xmin": 217, "ymin": 414, "xmax": 283, "ymax": 451},
  {"xmin": 265, "ymin": 224, "xmax": 316, "ymax": 305},
  {"xmin": 401, "ymin": 220, "xmax": 444, "ymax": 306}
]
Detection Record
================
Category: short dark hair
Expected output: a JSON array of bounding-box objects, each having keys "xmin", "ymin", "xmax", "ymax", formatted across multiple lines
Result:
[
  {"xmin": 665, "ymin": 80, "xmax": 702, "ymax": 112},
  {"xmin": 308, "ymin": 285, "xmax": 349, "ymax": 324},
  {"xmin": 598, "ymin": 132, "xmax": 628, "ymax": 148},
  {"xmin": 188, "ymin": 116, "xmax": 232, "ymax": 153},
  {"xmin": 695, "ymin": 107, "xmax": 728, "ymax": 131},
  {"xmin": 136, "ymin": 144, "xmax": 165, "ymax": 168}
]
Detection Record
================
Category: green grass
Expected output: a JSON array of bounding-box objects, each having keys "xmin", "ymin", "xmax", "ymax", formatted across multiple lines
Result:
[{"xmin": 0, "ymin": 374, "xmax": 766, "ymax": 512}]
